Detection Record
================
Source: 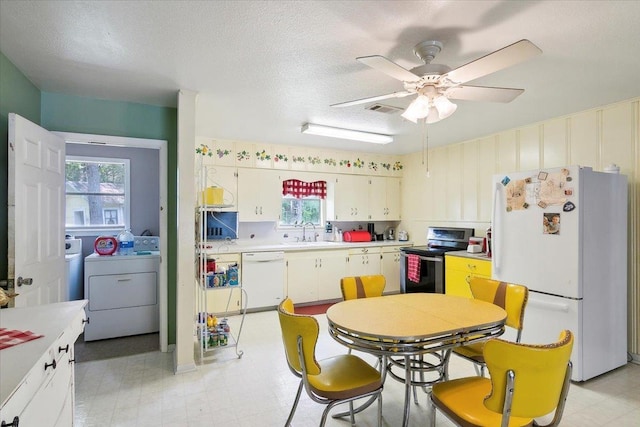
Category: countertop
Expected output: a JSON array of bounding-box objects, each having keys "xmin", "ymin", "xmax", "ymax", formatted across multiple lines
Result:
[
  {"xmin": 446, "ymin": 249, "xmax": 492, "ymax": 261},
  {"xmin": 0, "ymin": 300, "xmax": 88, "ymax": 405},
  {"xmin": 199, "ymin": 239, "xmax": 414, "ymax": 254}
]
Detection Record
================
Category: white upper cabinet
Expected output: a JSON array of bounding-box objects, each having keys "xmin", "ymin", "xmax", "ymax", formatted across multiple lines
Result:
[
  {"xmin": 237, "ymin": 168, "xmax": 281, "ymax": 221},
  {"xmin": 368, "ymin": 177, "xmax": 401, "ymax": 220},
  {"xmin": 327, "ymin": 175, "xmax": 369, "ymax": 221}
]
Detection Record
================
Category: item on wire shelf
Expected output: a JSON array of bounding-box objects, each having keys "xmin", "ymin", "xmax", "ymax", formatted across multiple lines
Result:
[{"xmin": 407, "ymin": 254, "xmax": 421, "ymax": 282}]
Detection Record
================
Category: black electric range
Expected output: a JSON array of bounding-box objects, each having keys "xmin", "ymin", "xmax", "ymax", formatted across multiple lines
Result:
[{"xmin": 400, "ymin": 227, "xmax": 475, "ymax": 293}]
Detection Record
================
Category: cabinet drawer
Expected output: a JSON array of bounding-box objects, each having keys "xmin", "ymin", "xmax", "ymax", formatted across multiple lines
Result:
[
  {"xmin": 88, "ymin": 272, "xmax": 157, "ymax": 311},
  {"xmin": 446, "ymin": 255, "xmax": 491, "ymax": 276}
]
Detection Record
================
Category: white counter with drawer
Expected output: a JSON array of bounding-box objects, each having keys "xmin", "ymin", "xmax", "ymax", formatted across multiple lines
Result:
[
  {"xmin": 0, "ymin": 300, "xmax": 87, "ymax": 427},
  {"xmin": 84, "ymin": 253, "xmax": 160, "ymax": 341}
]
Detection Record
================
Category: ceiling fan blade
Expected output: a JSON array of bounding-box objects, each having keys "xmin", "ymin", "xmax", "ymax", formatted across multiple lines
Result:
[
  {"xmin": 331, "ymin": 91, "xmax": 415, "ymax": 108},
  {"xmin": 445, "ymin": 85, "xmax": 525, "ymax": 103},
  {"xmin": 442, "ymin": 39, "xmax": 542, "ymax": 85},
  {"xmin": 356, "ymin": 55, "xmax": 421, "ymax": 82}
]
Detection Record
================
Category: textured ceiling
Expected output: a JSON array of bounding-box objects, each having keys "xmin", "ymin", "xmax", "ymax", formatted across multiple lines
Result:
[{"xmin": 1, "ymin": 1, "xmax": 639, "ymax": 154}]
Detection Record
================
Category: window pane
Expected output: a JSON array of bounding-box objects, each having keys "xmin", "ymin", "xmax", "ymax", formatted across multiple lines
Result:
[
  {"xmin": 65, "ymin": 159, "xmax": 127, "ymax": 228},
  {"xmin": 280, "ymin": 197, "xmax": 322, "ymax": 226},
  {"xmin": 65, "ymin": 194, "xmax": 125, "ymax": 226}
]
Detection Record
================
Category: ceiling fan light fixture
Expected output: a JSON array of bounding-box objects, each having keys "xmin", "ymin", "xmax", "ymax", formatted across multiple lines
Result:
[
  {"xmin": 426, "ymin": 106, "xmax": 442, "ymax": 124},
  {"xmin": 301, "ymin": 123, "xmax": 393, "ymax": 144},
  {"xmin": 434, "ymin": 95, "xmax": 457, "ymax": 119},
  {"xmin": 401, "ymin": 95, "xmax": 430, "ymax": 123}
]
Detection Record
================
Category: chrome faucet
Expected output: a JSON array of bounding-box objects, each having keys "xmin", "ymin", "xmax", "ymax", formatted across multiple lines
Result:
[{"xmin": 302, "ymin": 222, "xmax": 317, "ymax": 242}]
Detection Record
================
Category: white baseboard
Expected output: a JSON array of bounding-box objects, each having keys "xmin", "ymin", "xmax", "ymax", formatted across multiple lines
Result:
[{"xmin": 173, "ymin": 352, "xmax": 197, "ymax": 374}]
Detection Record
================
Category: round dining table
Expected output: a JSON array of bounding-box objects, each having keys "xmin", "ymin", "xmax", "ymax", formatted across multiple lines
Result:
[{"xmin": 326, "ymin": 293, "xmax": 506, "ymax": 427}]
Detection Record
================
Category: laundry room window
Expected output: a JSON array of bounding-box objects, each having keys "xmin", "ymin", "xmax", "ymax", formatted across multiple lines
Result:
[{"xmin": 65, "ymin": 156, "xmax": 130, "ymax": 233}]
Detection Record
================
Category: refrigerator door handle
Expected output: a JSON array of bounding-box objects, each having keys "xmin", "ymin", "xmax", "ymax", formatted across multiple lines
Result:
[
  {"xmin": 492, "ymin": 182, "xmax": 502, "ymax": 273},
  {"xmin": 528, "ymin": 298, "xmax": 570, "ymax": 313}
]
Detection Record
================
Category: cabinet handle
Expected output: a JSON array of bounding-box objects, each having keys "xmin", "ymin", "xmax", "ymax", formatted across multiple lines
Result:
[
  {"xmin": 467, "ymin": 264, "xmax": 476, "ymax": 270},
  {"xmin": 83, "ymin": 318, "xmax": 90, "ymax": 325},
  {"xmin": 465, "ymin": 275, "xmax": 471, "ymax": 284},
  {"xmin": 259, "ymin": 207, "xmax": 263, "ymax": 215},
  {"xmin": 59, "ymin": 344, "xmax": 69, "ymax": 354},
  {"xmin": 255, "ymin": 207, "xmax": 258, "ymax": 215},
  {"xmin": 44, "ymin": 359, "xmax": 57, "ymax": 371},
  {"xmin": 1, "ymin": 416, "xmax": 19, "ymax": 426},
  {"xmin": 117, "ymin": 278, "xmax": 132, "ymax": 282}
]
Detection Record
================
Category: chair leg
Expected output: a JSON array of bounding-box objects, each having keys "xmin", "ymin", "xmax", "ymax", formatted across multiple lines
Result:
[
  {"xmin": 377, "ymin": 391, "xmax": 383, "ymax": 427},
  {"xmin": 285, "ymin": 380, "xmax": 304, "ymax": 427},
  {"xmin": 428, "ymin": 397, "xmax": 437, "ymax": 427},
  {"xmin": 349, "ymin": 401, "xmax": 355, "ymax": 426}
]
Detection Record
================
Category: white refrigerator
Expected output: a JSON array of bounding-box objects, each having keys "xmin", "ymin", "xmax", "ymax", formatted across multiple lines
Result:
[{"xmin": 491, "ymin": 165, "xmax": 627, "ymax": 381}]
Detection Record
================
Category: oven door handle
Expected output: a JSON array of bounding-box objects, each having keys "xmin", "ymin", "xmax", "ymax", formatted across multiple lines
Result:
[{"xmin": 400, "ymin": 253, "xmax": 443, "ymax": 263}]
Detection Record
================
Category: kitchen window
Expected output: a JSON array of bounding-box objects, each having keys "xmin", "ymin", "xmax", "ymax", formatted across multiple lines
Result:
[
  {"xmin": 65, "ymin": 155, "xmax": 130, "ymax": 234},
  {"xmin": 280, "ymin": 179, "xmax": 326, "ymax": 227}
]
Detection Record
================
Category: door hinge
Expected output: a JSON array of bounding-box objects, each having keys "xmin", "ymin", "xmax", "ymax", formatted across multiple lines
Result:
[{"xmin": 0, "ymin": 279, "xmax": 14, "ymax": 291}]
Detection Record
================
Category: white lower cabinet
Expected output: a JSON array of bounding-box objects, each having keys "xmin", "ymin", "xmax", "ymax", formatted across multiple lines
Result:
[
  {"xmin": 286, "ymin": 250, "xmax": 349, "ymax": 304},
  {"xmin": 0, "ymin": 301, "xmax": 87, "ymax": 427},
  {"xmin": 381, "ymin": 246, "xmax": 404, "ymax": 294},
  {"xmin": 348, "ymin": 247, "xmax": 382, "ymax": 277}
]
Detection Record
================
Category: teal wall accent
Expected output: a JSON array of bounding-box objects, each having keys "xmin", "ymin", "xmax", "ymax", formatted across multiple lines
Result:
[
  {"xmin": 0, "ymin": 51, "xmax": 41, "ymax": 282},
  {"xmin": 41, "ymin": 93, "xmax": 178, "ymax": 344}
]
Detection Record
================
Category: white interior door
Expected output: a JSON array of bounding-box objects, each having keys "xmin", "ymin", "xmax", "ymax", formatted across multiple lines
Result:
[{"xmin": 8, "ymin": 113, "xmax": 66, "ymax": 307}]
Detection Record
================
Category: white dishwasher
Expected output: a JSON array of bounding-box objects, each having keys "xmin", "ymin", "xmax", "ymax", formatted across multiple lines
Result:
[{"xmin": 241, "ymin": 251, "xmax": 285, "ymax": 310}]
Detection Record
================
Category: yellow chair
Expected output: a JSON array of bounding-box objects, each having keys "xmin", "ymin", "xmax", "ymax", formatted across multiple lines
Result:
[
  {"xmin": 452, "ymin": 277, "xmax": 528, "ymax": 376},
  {"xmin": 278, "ymin": 298, "xmax": 383, "ymax": 427},
  {"xmin": 340, "ymin": 275, "xmax": 386, "ymax": 369},
  {"xmin": 430, "ymin": 330, "xmax": 574, "ymax": 427},
  {"xmin": 340, "ymin": 275, "xmax": 386, "ymax": 300}
]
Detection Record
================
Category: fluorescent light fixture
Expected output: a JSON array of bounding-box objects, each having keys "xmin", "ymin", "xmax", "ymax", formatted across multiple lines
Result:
[{"xmin": 301, "ymin": 123, "xmax": 393, "ymax": 144}]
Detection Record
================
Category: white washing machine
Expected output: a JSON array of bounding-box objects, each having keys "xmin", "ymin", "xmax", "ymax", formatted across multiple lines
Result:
[
  {"xmin": 65, "ymin": 238, "xmax": 83, "ymax": 301},
  {"xmin": 83, "ymin": 236, "xmax": 160, "ymax": 341}
]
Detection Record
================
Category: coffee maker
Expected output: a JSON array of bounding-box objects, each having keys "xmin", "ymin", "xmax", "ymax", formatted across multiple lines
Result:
[{"xmin": 386, "ymin": 227, "xmax": 395, "ymax": 241}]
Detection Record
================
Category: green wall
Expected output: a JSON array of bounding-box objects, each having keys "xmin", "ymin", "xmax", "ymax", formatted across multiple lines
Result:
[
  {"xmin": 41, "ymin": 93, "xmax": 178, "ymax": 344},
  {"xmin": 0, "ymin": 52, "xmax": 41, "ymax": 280},
  {"xmin": 1, "ymin": 50, "xmax": 178, "ymax": 344}
]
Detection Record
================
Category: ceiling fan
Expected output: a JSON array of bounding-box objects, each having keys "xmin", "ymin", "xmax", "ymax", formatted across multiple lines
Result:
[{"xmin": 332, "ymin": 39, "xmax": 542, "ymax": 124}]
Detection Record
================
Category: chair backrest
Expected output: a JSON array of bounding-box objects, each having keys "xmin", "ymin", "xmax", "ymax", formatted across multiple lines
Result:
[
  {"xmin": 469, "ymin": 277, "xmax": 528, "ymax": 338},
  {"xmin": 484, "ymin": 330, "xmax": 574, "ymax": 419},
  {"xmin": 340, "ymin": 275, "xmax": 386, "ymax": 300},
  {"xmin": 278, "ymin": 298, "xmax": 321, "ymax": 376}
]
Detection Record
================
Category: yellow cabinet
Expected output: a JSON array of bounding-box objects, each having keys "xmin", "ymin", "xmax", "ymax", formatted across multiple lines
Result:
[{"xmin": 445, "ymin": 254, "xmax": 491, "ymax": 298}]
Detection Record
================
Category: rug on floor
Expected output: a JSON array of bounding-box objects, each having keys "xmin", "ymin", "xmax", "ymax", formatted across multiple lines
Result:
[
  {"xmin": 294, "ymin": 303, "xmax": 335, "ymax": 315},
  {"xmin": 75, "ymin": 332, "xmax": 159, "ymax": 362}
]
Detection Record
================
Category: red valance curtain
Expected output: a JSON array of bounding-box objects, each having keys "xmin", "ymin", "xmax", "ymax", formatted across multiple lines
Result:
[{"xmin": 282, "ymin": 179, "xmax": 327, "ymax": 199}]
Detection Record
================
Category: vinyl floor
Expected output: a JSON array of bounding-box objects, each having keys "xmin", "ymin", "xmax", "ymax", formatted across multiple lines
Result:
[{"xmin": 74, "ymin": 310, "xmax": 640, "ymax": 426}]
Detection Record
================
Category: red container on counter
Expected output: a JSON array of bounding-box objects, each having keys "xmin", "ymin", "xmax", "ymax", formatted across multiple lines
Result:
[{"xmin": 342, "ymin": 230, "xmax": 371, "ymax": 242}]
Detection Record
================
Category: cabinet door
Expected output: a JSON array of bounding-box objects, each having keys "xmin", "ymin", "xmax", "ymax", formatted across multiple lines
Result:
[
  {"xmin": 237, "ymin": 168, "xmax": 281, "ymax": 221},
  {"xmin": 286, "ymin": 254, "xmax": 318, "ymax": 304},
  {"xmin": 368, "ymin": 177, "xmax": 386, "ymax": 220},
  {"xmin": 16, "ymin": 352, "xmax": 72, "ymax": 427},
  {"xmin": 206, "ymin": 288, "xmax": 243, "ymax": 313},
  {"xmin": 445, "ymin": 268, "xmax": 473, "ymax": 298},
  {"xmin": 381, "ymin": 249, "xmax": 401, "ymax": 293},
  {"xmin": 348, "ymin": 250, "xmax": 381, "ymax": 277},
  {"xmin": 317, "ymin": 251, "xmax": 348, "ymax": 301},
  {"xmin": 332, "ymin": 175, "xmax": 369, "ymax": 221},
  {"xmin": 385, "ymin": 178, "xmax": 401, "ymax": 220}
]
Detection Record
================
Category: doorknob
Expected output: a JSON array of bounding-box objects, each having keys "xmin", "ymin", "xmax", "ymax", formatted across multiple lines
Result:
[{"xmin": 17, "ymin": 277, "xmax": 33, "ymax": 287}]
